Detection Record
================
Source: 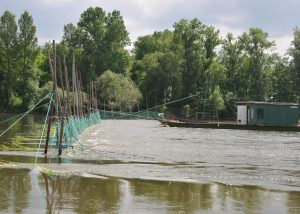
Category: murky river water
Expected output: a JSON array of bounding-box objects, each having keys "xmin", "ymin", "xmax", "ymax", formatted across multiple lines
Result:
[{"xmin": 0, "ymin": 118, "xmax": 300, "ymax": 213}]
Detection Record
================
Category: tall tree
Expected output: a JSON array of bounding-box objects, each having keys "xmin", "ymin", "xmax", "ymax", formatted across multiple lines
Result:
[
  {"xmin": 139, "ymin": 51, "xmax": 181, "ymax": 106},
  {"xmin": 220, "ymin": 33, "xmax": 246, "ymax": 98},
  {"xmin": 18, "ymin": 11, "xmax": 39, "ymax": 108},
  {"xmin": 104, "ymin": 10, "xmax": 130, "ymax": 73},
  {"xmin": 238, "ymin": 28, "xmax": 274, "ymax": 100},
  {"xmin": 266, "ymin": 54, "xmax": 295, "ymax": 102},
  {"xmin": 63, "ymin": 7, "xmax": 130, "ymax": 85},
  {"xmin": 173, "ymin": 19, "xmax": 221, "ymax": 98},
  {"xmin": 289, "ymin": 27, "xmax": 300, "ymax": 98},
  {"xmin": 0, "ymin": 11, "xmax": 18, "ymax": 108},
  {"xmin": 131, "ymin": 30, "xmax": 181, "ymax": 107},
  {"xmin": 173, "ymin": 19, "xmax": 206, "ymax": 97}
]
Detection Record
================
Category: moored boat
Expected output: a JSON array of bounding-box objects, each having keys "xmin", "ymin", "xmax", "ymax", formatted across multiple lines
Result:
[
  {"xmin": 159, "ymin": 101, "xmax": 300, "ymax": 132},
  {"xmin": 159, "ymin": 120, "xmax": 300, "ymax": 132}
]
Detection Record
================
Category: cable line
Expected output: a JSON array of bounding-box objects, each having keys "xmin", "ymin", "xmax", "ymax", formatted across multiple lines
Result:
[
  {"xmin": 122, "ymin": 92, "xmax": 201, "ymax": 119},
  {"xmin": 35, "ymin": 93, "xmax": 54, "ymax": 164},
  {"xmin": 0, "ymin": 103, "xmax": 49, "ymax": 124},
  {"xmin": 0, "ymin": 93, "xmax": 50, "ymax": 138}
]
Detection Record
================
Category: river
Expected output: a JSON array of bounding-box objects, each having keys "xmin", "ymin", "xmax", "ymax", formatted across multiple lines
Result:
[{"xmin": 0, "ymin": 118, "xmax": 300, "ymax": 213}]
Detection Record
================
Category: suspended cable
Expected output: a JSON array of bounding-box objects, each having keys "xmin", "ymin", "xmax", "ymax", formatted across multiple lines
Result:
[
  {"xmin": 0, "ymin": 103, "xmax": 49, "ymax": 125},
  {"xmin": 122, "ymin": 92, "xmax": 202, "ymax": 119},
  {"xmin": 0, "ymin": 93, "xmax": 50, "ymax": 138},
  {"xmin": 35, "ymin": 92, "xmax": 54, "ymax": 165}
]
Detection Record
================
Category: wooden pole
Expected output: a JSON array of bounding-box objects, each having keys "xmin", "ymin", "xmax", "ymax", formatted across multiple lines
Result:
[
  {"xmin": 58, "ymin": 57, "xmax": 66, "ymax": 156},
  {"xmin": 74, "ymin": 69, "xmax": 80, "ymax": 117},
  {"xmin": 87, "ymin": 82, "xmax": 91, "ymax": 116},
  {"xmin": 72, "ymin": 53, "xmax": 76, "ymax": 116},
  {"xmin": 57, "ymin": 58, "xmax": 63, "ymax": 113},
  {"xmin": 44, "ymin": 40, "xmax": 56, "ymax": 154},
  {"xmin": 94, "ymin": 81, "xmax": 98, "ymax": 111},
  {"xmin": 48, "ymin": 41, "xmax": 63, "ymax": 156},
  {"xmin": 76, "ymin": 70, "xmax": 82, "ymax": 117},
  {"xmin": 79, "ymin": 71, "xmax": 84, "ymax": 116},
  {"xmin": 90, "ymin": 80, "xmax": 93, "ymax": 113},
  {"xmin": 91, "ymin": 81, "xmax": 95, "ymax": 112},
  {"xmin": 63, "ymin": 56, "xmax": 71, "ymax": 116}
]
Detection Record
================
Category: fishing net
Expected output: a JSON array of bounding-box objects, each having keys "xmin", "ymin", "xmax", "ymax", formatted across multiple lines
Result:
[{"xmin": 47, "ymin": 111, "xmax": 101, "ymax": 156}]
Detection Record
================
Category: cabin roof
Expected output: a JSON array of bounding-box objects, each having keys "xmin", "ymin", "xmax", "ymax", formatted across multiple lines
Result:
[{"xmin": 236, "ymin": 101, "xmax": 298, "ymax": 106}]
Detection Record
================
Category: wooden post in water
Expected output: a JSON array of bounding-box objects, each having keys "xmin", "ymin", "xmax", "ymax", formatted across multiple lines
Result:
[
  {"xmin": 44, "ymin": 40, "xmax": 57, "ymax": 154},
  {"xmin": 58, "ymin": 57, "xmax": 66, "ymax": 156},
  {"xmin": 50, "ymin": 41, "xmax": 63, "ymax": 156}
]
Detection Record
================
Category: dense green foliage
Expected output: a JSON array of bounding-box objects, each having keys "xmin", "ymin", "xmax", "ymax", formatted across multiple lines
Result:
[
  {"xmin": 131, "ymin": 21, "xmax": 300, "ymax": 119},
  {"xmin": 61, "ymin": 7, "xmax": 130, "ymax": 85},
  {"xmin": 0, "ymin": 10, "xmax": 42, "ymax": 111},
  {"xmin": 97, "ymin": 70, "xmax": 142, "ymax": 111},
  {"xmin": 0, "ymin": 7, "xmax": 299, "ymax": 119}
]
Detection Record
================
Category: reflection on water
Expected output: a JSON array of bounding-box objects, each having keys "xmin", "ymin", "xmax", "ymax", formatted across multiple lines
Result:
[
  {"xmin": 0, "ymin": 168, "xmax": 31, "ymax": 213},
  {"xmin": 41, "ymin": 173, "xmax": 122, "ymax": 214},
  {"xmin": 0, "ymin": 168, "xmax": 300, "ymax": 214},
  {"xmin": 0, "ymin": 119, "xmax": 300, "ymax": 213},
  {"xmin": 130, "ymin": 180, "xmax": 213, "ymax": 213},
  {"xmin": 217, "ymin": 184, "xmax": 264, "ymax": 214},
  {"xmin": 287, "ymin": 191, "xmax": 300, "ymax": 214}
]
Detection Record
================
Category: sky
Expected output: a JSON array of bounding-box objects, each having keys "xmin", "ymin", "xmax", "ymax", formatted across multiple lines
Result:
[{"xmin": 0, "ymin": 0, "xmax": 299, "ymax": 55}]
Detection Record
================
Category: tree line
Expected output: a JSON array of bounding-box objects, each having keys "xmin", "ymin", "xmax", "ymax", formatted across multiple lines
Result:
[{"xmin": 0, "ymin": 7, "xmax": 299, "ymax": 119}]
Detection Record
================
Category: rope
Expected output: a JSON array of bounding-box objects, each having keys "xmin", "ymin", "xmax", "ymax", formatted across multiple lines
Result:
[
  {"xmin": 121, "ymin": 92, "xmax": 201, "ymax": 119},
  {"xmin": 34, "ymin": 92, "xmax": 54, "ymax": 165},
  {"xmin": 0, "ymin": 93, "xmax": 50, "ymax": 138},
  {"xmin": 0, "ymin": 104, "xmax": 48, "ymax": 124},
  {"xmin": 100, "ymin": 110, "xmax": 160, "ymax": 120}
]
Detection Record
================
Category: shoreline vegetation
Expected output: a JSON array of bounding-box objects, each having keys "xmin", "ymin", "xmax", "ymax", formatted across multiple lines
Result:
[{"xmin": 0, "ymin": 7, "xmax": 299, "ymax": 119}]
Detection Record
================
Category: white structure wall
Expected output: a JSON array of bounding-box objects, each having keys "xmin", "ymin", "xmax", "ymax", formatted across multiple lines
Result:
[{"xmin": 237, "ymin": 105, "xmax": 247, "ymax": 125}]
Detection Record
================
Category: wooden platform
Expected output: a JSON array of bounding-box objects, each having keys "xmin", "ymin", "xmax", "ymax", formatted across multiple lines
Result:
[{"xmin": 159, "ymin": 120, "xmax": 300, "ymax": 132}]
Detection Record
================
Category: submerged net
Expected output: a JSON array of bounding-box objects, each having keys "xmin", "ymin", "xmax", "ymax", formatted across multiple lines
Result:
[{"xmin": 47, "ymin": 111, "xmax": 101, "ymax": 156}]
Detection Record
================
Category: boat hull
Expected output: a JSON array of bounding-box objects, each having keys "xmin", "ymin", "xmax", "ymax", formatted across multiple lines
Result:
[{"xmin": 159, "ymin": 120, "xmax": 300, "ymax": 132}]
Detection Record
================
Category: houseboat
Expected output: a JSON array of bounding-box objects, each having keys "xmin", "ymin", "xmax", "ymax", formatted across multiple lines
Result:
[{"xmin": 160, "ymin": 101, "xmax": 300, "ymax": 132}]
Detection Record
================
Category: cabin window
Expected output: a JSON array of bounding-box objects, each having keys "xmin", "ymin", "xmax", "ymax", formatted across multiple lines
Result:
[{"xmin": 257, "ymin": 108, "xmax": 264, "ymax": 119}]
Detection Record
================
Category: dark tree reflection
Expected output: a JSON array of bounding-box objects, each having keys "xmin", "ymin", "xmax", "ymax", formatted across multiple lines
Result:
[
  {"xmin": 130, "ymin": 179, "xmax": 213, "ymax": 213},
  {"xmin": 41, "ymin": 173, "xmax": 122, "ymax": 214},
  {"xmin": 0, "ymin": 168, "xmax": 31, "ymax": 213}
]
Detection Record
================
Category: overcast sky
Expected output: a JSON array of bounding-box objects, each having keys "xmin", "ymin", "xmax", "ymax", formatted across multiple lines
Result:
[{"xmin": 0, "ymin": 0, "xmax": 299, "ymax": 54}]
